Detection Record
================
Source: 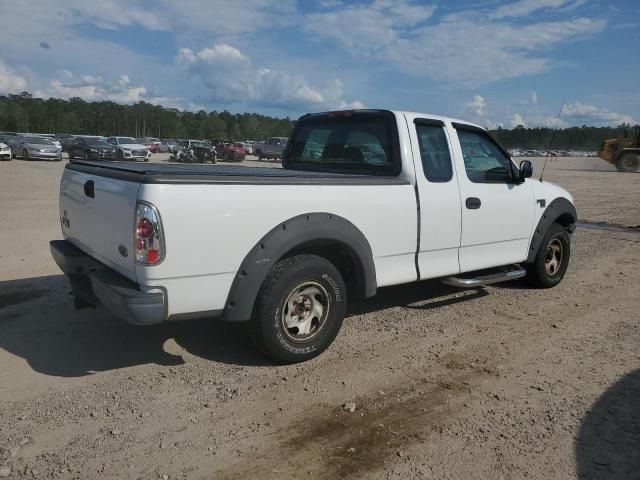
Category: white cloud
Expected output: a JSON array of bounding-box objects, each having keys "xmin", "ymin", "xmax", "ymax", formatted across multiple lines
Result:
[
  {"xmin": 510, "ymin": 113, "xmax": 526, "ymax": 128},
  {"xmin": 306, "ymin": 0, "xmax": 436, "ymax": 55},
  {"xmin": 0, "ymin": 61, "xmax": 28, "ymax": 94},
  {"xmin": 34, "ymin": 71, "xmax": 182, "ymax": 108},
  {"xmin": 505, "ymin": 102, "xmax": 636, "ymax": 128},
  {"xmin": 305, "ymin": 0, "xmax": 605, "ymax": 86},
  {"xmin": 178, "ymin": 44, "xmax": 363, "ymax": 111},
  {"xmin": 531, "ymin": 92, "xmax": 538, "ymax": 106},
  {"xmin": 468, "ymin": 95, "xmax": 487, "ymax": 116},
  {"xmin": 158, "ymin": 0, "xmax": 297, "ymax": 37},
  {"xmin": 562, "ymin": 102, "xmax": 637, "ymax": 126},
  {"xmin": 489, "ymin": 0, "xmax": 575, "ymax": 19}
]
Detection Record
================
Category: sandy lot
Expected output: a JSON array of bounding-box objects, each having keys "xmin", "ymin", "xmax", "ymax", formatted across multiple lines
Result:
[{"xmin": 0, "ymin": 155, "xmax": 638, "ymax": 479}]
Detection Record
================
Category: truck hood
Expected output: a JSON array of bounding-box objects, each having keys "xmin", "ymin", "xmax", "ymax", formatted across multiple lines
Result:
[{"xmin": 531, "ymin": 178, "xmax": 574, "ymax": 205}]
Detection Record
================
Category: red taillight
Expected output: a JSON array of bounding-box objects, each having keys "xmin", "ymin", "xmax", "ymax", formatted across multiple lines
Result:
[
  {"xmin": 136, "ymin": 217, "xmax": 154, "ymax": 238},
  {"xmin": 134, "ymin": 203, "xmax": 163, "ymax": 265},
  {"xmin": 147, "ymin": 249, "xmax": 159, "ymax": 263}
]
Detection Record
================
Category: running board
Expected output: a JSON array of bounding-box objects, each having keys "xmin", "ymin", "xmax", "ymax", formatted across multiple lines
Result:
[{"xmin": 441, "ymin": 265, "xmax": 526, "ymax": 288}]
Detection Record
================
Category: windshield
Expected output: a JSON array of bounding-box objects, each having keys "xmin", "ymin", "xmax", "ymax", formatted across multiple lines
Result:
[
  {"xmin": 118, "ymin": 137, "xmax": 137, "ymax": 143},
  {"xmin": 285, "ymin": 111, "xmax": 399, "ymax": 175},
  {"xmin": 80, "ymin": 137, "xmax": 109, "ymax": 145},
  {"xmin": 191, "ymin": 141, "xmax": 210, "ymax": 148},
  {"xmin": 23, "ymin": 137, "xmax": 51, "ymax": 145}
]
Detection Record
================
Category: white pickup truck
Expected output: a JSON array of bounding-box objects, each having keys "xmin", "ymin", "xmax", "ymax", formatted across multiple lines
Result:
[{"xmin": 50, "ymin": 109, "xmax": 576, "ymax": 363}]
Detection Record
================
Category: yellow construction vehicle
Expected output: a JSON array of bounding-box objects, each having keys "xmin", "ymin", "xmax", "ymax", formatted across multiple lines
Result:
[{"xmin": 598, "ymin": 125, "xmax": 640, "ymax": 172}]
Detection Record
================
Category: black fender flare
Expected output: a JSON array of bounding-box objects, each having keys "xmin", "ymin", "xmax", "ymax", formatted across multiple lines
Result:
[
  {"xmin": 223, "ymin": 212, "xmax": 377, "ymax": 322},
  {"xmin": 526, "ymin": 197, "xmax": 577, "ymax": 263}
]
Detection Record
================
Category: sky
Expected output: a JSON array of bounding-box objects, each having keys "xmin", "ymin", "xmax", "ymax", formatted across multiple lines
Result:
[{"xmin": 0, "ymin": 0, "xmax": 638, "ymax": 128}]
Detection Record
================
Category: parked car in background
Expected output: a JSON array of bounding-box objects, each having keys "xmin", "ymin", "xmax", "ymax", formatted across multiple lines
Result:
[
  {"xmin": 67, "ymin": 136, "xmax": 116, "ymax": 160},
  {"xmin": 254, "ymin": 136, "xmax": 288, "ymax": 160},
  {"xmin": 56, "ymin": 134, "xmax": 76, "ymax": 151},
  {"xmin": 170, "ymin": 139, "xmax": 216, "ymax": 163},
  {"xmin": 137, "ymin": 138, "xmax": 159, "ymax": 153},
  {"xmin": 106, "ymin": 136, "xmax": 151, "ymax": 162},
  {"xmin": 240, "ymin": 141, "xmax": 253, "ymax": 155},
  {"xmin": 156, "ymin": 140, "xmax": 174, "ymax": 153},
  {"xmin": 0, "ymin": 141, "xmax": 11, "ymax": 160},
  {"xmin": 34, "ymin": 133, "xmax": 62, "ymax": 150},
  {"xmin": 0, "ymin": 132, "xmax": 18, "ymax": 146},
  {"xmin": 221, "ymin": 143, "xmax": 246, "ymax": 162},
  {"xmin": 9, "ymin": 135, "xmax": 62, "ymax": 161}
]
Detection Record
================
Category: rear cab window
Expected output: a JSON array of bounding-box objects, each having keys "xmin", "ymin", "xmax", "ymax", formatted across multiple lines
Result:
[{"xmin": 284, "ymin": 110, "xmax": 401, "ymax": 176}]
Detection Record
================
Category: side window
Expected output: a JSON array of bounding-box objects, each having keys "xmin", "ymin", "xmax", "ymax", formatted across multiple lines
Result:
[
  {"xmin": 457, "ymin": 129, "xmax": 515, "ymax": 183},
  {"xmin": 415, "ymin": 123, "xmax": 453, "ymax": 182}
]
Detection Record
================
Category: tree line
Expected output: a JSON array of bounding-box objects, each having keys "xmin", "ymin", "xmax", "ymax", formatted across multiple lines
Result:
[
  {"xmin": 490, "ymin": 124, "xmax": 635, "ymax": 151},
  {"xmin": 0, "ymin": 92, "xmax": 295, "ymax": 141},
  {"xmin": 0, "ymin": 92, "xmax": 634, "ymax": 148}
]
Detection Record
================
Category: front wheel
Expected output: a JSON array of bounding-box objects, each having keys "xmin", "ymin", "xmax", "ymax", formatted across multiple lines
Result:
[
  {"xmin": 616, "ymin": 153, "xmax": 640, "ymax": 173},
  {"xmin": 249, "ymin": 254, "xmax": 347, "ymax": 363},
  {"xmin": 23, "ymin": 149, "xmax": 29, "ymax": 160},
  {"xmin": 525, "ymin": 222, "xmax": 571, "ymax": 288}
]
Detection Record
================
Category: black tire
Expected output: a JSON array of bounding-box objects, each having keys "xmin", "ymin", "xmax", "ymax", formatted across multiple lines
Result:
[
  {"xmin": 23, "ymin": 149, "xmax": 29, "ymax": 160},
  {"xmin": 249, "ymin": 254, "xmax": 347, "ymax": 363},
  {"xmin": 616, "ymin": 153, "xmax": 640, "ymax": 173},
  {"xmin": 68, "ymin": 149, "xmax": 74, "ymax": 160},
  {"xmin": 83, "ymin": 151, "xmax": 89, "ymax": 161},
  {"xmin": 116, "ymin": 150, "xmax": 124, "ymax": 161},
  {"xmin": 525, "ymin": 222, "xmax": 571, "ymax": 288}
]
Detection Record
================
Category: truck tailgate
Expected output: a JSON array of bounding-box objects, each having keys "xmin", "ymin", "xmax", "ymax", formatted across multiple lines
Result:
[{"xmin": 60, "ymin": 167, "xmax": 139, "ymax": 281}]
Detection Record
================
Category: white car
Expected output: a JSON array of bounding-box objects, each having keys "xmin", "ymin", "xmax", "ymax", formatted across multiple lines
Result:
[
  {"xmin": 51, "ymin": 109, "xmax": 576, "ymax": 363},
  {"xmin": 106, "ymin": 136, "xmax": 151, "ymax": 162},
  {"xmin": 0, "ymin": 142, "xmax": 11, "ymax": 160}
]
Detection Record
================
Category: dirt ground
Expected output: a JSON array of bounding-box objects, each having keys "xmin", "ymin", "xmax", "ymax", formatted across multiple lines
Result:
[{"xmin": 0, "ymin": 155, "xmax": 638, "ymax": 480}]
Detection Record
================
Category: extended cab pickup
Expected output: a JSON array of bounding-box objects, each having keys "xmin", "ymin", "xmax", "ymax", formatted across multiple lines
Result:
[{"xmin": 50, "ymin": 110, "xmax": 577, "ymax": 363}]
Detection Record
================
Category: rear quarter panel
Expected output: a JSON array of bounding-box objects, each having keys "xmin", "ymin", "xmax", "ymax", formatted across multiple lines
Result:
[{"xmin": 137, "ymin": 183, "xmax": 418, "ymax": 316}]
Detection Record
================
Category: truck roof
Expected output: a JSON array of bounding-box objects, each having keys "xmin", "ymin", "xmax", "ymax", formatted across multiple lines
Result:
[{"xmin": 301, "ymin": 109, "xmax": 486, "ymax": 131}]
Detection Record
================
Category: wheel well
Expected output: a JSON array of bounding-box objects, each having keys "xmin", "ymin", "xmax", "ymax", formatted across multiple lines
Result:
[
  {"xmin": 284, "ymin": 240, "xmax": 365, "ymax": 299},
  {"xmin": 554, "ymin": 212, "xmax": 575, "ymax": 229}
]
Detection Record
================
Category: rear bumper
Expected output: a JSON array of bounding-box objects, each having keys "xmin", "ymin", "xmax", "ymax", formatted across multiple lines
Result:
[{"xmin": 50, "ymin": 240, "xmax": 167, "ymax": 325}]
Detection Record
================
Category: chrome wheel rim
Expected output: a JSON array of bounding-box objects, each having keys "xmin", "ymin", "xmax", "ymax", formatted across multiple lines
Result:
[
  {"xmin": 281, "ymin": 281, "xmax": 330, "ymax": 343},
  {"xmin": 545, "ymin": 239, "xmax": 563, "ymax": 275}
]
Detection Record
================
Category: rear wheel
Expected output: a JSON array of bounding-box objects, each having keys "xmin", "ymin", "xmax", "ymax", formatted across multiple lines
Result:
[
  {"xmin": 616, "ymin": 153, "xmax": 640, "ymax": 172},
  {"xmin": 525, "ymin": 222, "xmax": 571, "ymax": 288},
  {"xmin": 249, "ymin": 254, "xmax": 347, "ymax": 363},
  {"xmin": 23, "ymin": 149, "xmax": 29, "ymax": 160}
]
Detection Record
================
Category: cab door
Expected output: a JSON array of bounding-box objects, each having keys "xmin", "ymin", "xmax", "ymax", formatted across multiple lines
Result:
[
  {"xmin": 406, "ymin": 115, "xmax": 462, "ymax": 279},
  {"xmin": 450, "ymin": 124, "xmax": 534, "ymax": 272}
]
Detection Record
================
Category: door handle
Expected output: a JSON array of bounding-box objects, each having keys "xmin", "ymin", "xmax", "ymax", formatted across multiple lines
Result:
[
  {"xmin": 84, "ymin": 180, "xmax": 95, "ymax": 198},
  {"xmin": 465, "ymin": 197, "xmax": 481, "ymax": 209}
]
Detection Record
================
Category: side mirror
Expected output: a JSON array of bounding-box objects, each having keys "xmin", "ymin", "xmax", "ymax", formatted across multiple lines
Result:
[{"xmin": 519, "ymin": 160, "xmax": 533, "ymax": 181}]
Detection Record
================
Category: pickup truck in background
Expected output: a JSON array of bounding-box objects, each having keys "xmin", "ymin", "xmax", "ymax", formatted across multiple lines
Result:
[
  {"xmin": 50, "ymin": 109, "xmax": 576, "ymax": 363},
  {"xmin": 254, "ymin": 136, "xmax": 289, "ymax": 160}
]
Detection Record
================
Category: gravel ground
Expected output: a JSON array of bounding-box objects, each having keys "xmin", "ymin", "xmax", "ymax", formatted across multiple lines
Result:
[{"xmin": 0, "ymin": 155, "xmax": 638, "ymax": 479}]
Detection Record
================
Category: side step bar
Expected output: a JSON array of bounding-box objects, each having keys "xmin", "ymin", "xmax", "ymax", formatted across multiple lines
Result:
[{"xmin": 441, "ymin": 264, "xmax": 526, "ymax": 288}]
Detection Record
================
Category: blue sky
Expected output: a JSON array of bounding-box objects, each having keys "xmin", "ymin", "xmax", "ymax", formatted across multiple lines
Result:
[{"xmin": 0, "ymin": 0, "xmax": 638, "ymax": 128}]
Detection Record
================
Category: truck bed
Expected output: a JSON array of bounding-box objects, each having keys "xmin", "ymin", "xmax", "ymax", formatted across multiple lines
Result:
[{"xmin": 66, "ymin": 161, "xmax": 408, "ymax": 185}]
